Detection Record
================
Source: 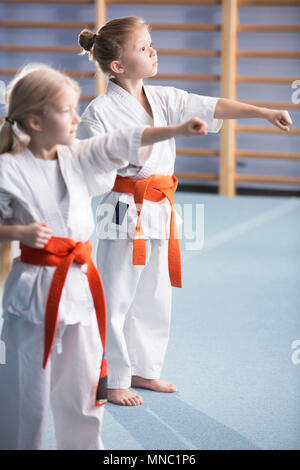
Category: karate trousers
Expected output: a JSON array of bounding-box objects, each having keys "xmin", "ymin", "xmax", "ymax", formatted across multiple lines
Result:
[
  {"xmin": 0, "ymin": 313, "xmax": 105, "ymax": 450},
  {"xmin": 97, "ymin": 238, "xmax": 172, "ymax": 389}
]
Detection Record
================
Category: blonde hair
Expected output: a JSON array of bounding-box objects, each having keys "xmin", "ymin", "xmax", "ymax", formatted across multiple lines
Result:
[
  {"xmin": 78, "ymin": 16, "xmax": 150, "ymax": 78},
  {"xmin": 0, "ymin": 64, "xmax": 80, "ymax": 155}
]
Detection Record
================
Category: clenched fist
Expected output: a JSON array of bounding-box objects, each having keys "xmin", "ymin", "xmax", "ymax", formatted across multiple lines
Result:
[{"xmin": 19, "ymin": 222, "xmax": 52, "ymax": 249}]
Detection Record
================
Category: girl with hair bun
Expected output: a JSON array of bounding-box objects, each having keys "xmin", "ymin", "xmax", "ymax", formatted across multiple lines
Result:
[
  {"xmin": 77, "ymin": 16, "xmax": 292, "ymax": 407},
  {"xmin": 0, "ymin": 63, "xmax": 206, "ymax": 449}
]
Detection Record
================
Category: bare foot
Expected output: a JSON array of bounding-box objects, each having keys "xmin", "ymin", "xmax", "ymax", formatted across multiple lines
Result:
[
  {"xmin": 107, "ymin": 388, "xmax": 144, "ymax": 406},
  {"xmin": 131, "ymin": 376, "xmax": 177, "ymax": 393}
]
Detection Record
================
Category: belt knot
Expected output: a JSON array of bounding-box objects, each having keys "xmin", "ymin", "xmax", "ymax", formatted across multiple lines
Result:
[{"xmin": 72, "ymin": 241, "xmax": 90, "ymax": 264}]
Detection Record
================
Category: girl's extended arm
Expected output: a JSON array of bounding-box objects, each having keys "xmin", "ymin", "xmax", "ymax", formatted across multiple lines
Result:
[
  {"xmin": 76, "ymin": 117, "xmax": 208, "ymax": 173},
  {"xmin": 74, "ymin": 117, "xmax": 206, "ymax": 174},
  {"xmin": 0, "ymin": 222, "xmax": 52, "ymax": 248},
  {"xmin": 141, "ymin": 117, "xmax": 207, "ymax": 146},
  {"xmin": 214, "ymin": 98, "xmax": 293, "ymax": 132}
]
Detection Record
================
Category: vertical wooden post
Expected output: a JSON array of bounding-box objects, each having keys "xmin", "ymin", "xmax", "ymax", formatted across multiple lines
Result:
[
  {"xmin": 95, "ymin": 0, "xmax": 107, "ymax": 96},
  {"xmin": 219, "ymin": 0, "xmax": 238, "ymax": 196},
  {"xmin": 0, "ymin": 242, "xmax": 12, "ymax": 293}
]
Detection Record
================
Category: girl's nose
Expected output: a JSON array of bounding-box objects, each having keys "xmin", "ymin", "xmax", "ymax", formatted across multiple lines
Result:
[{"xmin": 74, "ymin": 112, "xmax": 81, "ymax": 124}]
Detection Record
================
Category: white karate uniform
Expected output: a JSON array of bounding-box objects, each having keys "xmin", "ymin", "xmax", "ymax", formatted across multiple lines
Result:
[
  {"xmin": 0, "ymin": 126, "xmax": 149, "ymax": 450},
  {"xmin": 77, "ymin": 80, "xmax": 223, "ymax": 389}
]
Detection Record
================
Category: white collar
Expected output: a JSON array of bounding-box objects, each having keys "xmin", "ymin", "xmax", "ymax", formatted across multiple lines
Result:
[{"xmin": 106, "ymin": 80, "xmax": 154, "ymax": 123}]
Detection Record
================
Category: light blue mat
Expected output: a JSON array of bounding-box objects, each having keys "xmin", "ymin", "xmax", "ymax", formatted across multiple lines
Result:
[{"xmin": 14, "ymin": 192, "xmax": 300, "ymax": 449}]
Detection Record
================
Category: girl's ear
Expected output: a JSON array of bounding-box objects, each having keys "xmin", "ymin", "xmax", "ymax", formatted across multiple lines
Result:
[
  {"xmin": 110, "ymin": 60, "xmax": 125, "ymax": 75},
  {"xmin": 26, "ymin": 114, "xmax": 43, "ymax": 132}
]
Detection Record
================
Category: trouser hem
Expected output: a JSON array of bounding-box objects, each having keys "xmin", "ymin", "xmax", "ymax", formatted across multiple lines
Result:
[
  {"xmin": 131, "ymin": 366, "xmax": 162, "ymax": 380},
  {"xmin": 107, "ymin": 376, "xmax": 132, "ymax": 389},
  {"xmin": 107, "ymin": 366, "xmax": 162, "ymax": 388}
]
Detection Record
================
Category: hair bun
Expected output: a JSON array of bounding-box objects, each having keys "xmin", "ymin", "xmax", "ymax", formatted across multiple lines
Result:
[{"xmin": 78, "ymin": 29, "xmax": 96, "ymax": 52}]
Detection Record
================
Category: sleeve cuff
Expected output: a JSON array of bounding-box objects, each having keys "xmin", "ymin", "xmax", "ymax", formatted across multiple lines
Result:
[
  {"xmin": 207, "ymin": 97, "xmax": 223, "ymax": 133},
  {"xmin": 129, "ymin": 125, "xmax": 151, "ymax": 166},
  {"xmin": 182, "ymin": 95, "xmax": 223, "ymax": 134}
]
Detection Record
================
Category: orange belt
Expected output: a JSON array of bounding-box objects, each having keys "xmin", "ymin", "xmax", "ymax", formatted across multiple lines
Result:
[
  {"xmin": 112, "ymin": 174, "xmax": 182, "ymax": 288},
  {"xmin": 20, "ymin": 237, "xmax": 107, "ymax": 407}
]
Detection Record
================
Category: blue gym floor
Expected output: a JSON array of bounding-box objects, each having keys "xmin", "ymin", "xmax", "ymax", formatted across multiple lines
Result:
[
  {"xmin": 3, "ymin": 191, "xmax": 300, "ymax": 450},
  {"xmin": 46, "ymin": 191, "xmax": 300, "ymax": 450}
]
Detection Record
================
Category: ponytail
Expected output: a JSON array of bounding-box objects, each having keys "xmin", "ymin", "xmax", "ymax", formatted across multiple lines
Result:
[{"xmin": 0, "ymin": 119, "xmax": 30, "ymax": 155}]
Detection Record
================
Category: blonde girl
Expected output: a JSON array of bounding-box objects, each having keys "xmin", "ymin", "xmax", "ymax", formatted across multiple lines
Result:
[
  {"xmin": 0, "ymin": 63, "xmax": 206, "ymax": 449},
  {"xmin": 77, "ymin": 16, "xmax": 292, "ymax": 407}
]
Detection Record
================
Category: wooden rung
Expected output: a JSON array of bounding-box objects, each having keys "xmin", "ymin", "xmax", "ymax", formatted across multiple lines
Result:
[
  {"xmin": 150, "ymin": 23, "xmax": 221, "ymax": 31},
  {"xmin": 176, "ymin": 148, "xmax": 219, "ymax": 156},
  {"xmin": 2, "ymin": 45, "xmax": 298, "ymax": 59},
  {"xmin": 0, "ymin": 69, "xmax": 219, "ymax": 82},
  {"xmin": 63, "ymin": 70, "xmax": 94, "ymax": 79},
  {"xmin": 0, "ymin": 69, "xmax": 94, "ymax": 78},
  {"xmin": 175, "ymin": 171, "xmax": 219, "ymax": 180},
  {"xmin": 177, "ymin": 149, "xmax": 300, "ymax": 160},
  {"xmin": 235, "ymin": 174, "xmax": 300, "ymax": 185},
  {"xmin": 0, "ymin": 45, "xmax": 221, "ymax": 57},
  {"xmin": 238, "ymin": 25, "xmax": 300, "ymax": 33},
  {"xmin": 0, "ymin": 21, "xmax": 221, "ymax": 32},
  {"xmin": 242, "ymin": 101, "xmax": 300, "ymax": 110},
  {"xmin": 176, "ymin": 149, "xmax": 300, "ymax": 160},
  {"xmin": 0, "ymin": 69, "xmax": 21, "ymax": 76},
  {"xmin": 238, "ymin": 50, "xmax": 300, "ymax": 58},
  {"xmin": 149, "ymin": 74, "xmax": 298, "ymax": 83},
  {"xmin": 0, "ymin": 45, "xmax": 81, "ymax": 54},
  {"xmin": 239, "ymin": 0, "xmax": 300, "ymax": 6},
  {"xmin": 0, "ymin": 20, "xmax": 94, "ymax": 29},
  {"xmin": 2, "ymin": 22, "xmax": 299, "ymax": 34},
  {"xmin": 158, "ymin": 48, "xmax": 220, "ymax": 56},
  {"xmin": 108, "ymin": 0, "xmax": 221, "ymax": 4},
  {"xmin": 237, "ymin": 75, "xmax": 300, "ymax": 84},
  {"xmin": 150, "ymin": 73, "xmax": 220, "ymax": 81},
  {"xmin": 236, "ymin": 150, "xmax": 300, "ymax": 159},
  {"xmin": 2, "ymin": 0, "xmax": 299, "ymax": 6},
  {"xmin": 0, "ymin": 21, "xmax": 222, "ymax": 32},
  {"xmin": 81, "ymin": 96, "xmax": 95, "ymax": 102},
  {"xmin": 236, "ymin": 125, "xmax": 300, "ymax": 134},
  {"xmin": 0, "ymin": 0, "xmax": 94, "ymax": 3},
  {"xmin": 2, "ymin": 0, "xmax": 221, "ymax": 3}
]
